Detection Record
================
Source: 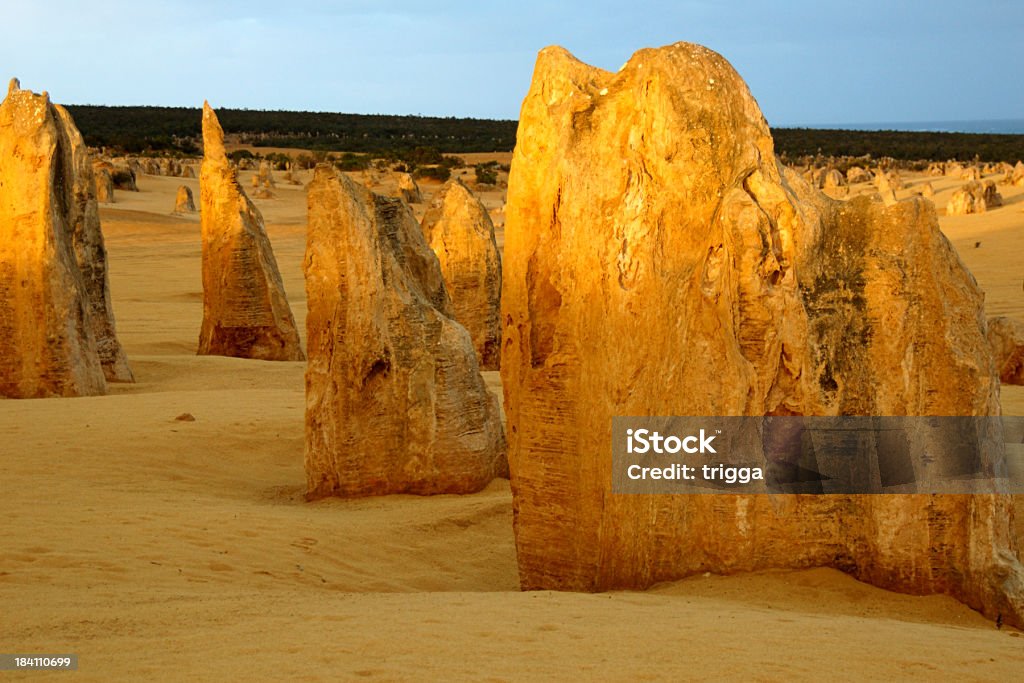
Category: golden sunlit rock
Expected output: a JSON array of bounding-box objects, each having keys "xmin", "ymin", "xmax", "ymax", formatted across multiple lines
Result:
[
  {"xmin": 0, "ymin": 78, "xmax": 133, "ymax": 396},
  {"xmin": 198, "ymin": 102, "xmax": 304, "ymax": 361},
  {"xmin": 948, "ymin": 180, "xmax": 1003, "ymax": 215},
  {"xmin": 421, "ymin": 178, "xmax": 503, "ymax": 370},
  {"xmin": 304, "ymin": 165, "xmax": 507, "ymax": 498},
  {"xmin": 501, "ymin": 43, "xmax": 1023, "ymax": 626}
]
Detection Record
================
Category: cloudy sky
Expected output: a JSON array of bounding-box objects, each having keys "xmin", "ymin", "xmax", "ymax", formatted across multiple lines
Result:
[{"xmin": 2, "ymin": 1, "xmax": 1021, "ymax": 126}]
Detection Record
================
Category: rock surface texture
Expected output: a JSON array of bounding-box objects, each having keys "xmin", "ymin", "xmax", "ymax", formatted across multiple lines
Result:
[
  {"xmin": 52, "ymin": 104, "xmax": 135, "ymax": 383},
  {"xmin": 0, "ymin": 79, "xmax": 132, "ymax": 396},
  {"xmin": 304, "ymin": 166, "xmax": 507, "ymax": 499},
  {"xmin": 988, "ymin": 316, "xmax": 1024, "ymax": 385},
  {"xmin": 198, "ymin": 102, "xmax": 304, "ymax": 361},
  {"xmin": 421, "ymin": 179, "xmax": 503, "ymax": 370},
  {"xmin": 501, "ymin": 44, "xmax": 1024, "ymax": 627}
]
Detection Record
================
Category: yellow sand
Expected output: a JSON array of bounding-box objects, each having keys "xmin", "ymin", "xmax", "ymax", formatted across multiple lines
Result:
[{"xmin": 2, "ymin": 164, "xmax": 1024, "ymax": 681}]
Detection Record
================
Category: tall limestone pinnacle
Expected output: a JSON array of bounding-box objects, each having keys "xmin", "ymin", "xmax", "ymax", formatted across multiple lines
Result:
[
  {"xmin": 421, "ymin": 178, "xmax": 502, "ymax": 370},
  {"xmin": 501, "ymin": 44, "xmax": 1023, "ymax": 626},
  {"xmin": 198, "ymin": 102, "xmax": 304, "ymax": 361},
  {"xmin": 0, "ymin": 78, "xmax": 132, "ymax": 397},
  {"xmin": 304, "ymin": 166, "xmax": 507, "ymax": 498}
]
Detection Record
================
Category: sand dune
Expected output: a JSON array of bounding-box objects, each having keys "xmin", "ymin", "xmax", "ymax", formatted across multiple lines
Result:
[{"xmin": 2, "ymin": 165, "xmax": 1023, "ymax": 681}]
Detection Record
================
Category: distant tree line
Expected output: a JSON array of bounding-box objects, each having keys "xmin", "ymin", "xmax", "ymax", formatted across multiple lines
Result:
[
  {"xmin": 772, "ymin": 128, "xmax": 1024, "ymax": 164},
  {"xmin": 65, "ymin": 105, "xmax": 517, "ymax": 156},
  {"xmin": 64, "ymin": 105, "xmax": 1024, "ymax": 163}
]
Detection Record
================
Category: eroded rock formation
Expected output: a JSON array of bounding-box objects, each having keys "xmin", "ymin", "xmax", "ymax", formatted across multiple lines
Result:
[
  {"xmin": 961, "ymin": 166, "xmax": 982, "ymax": 181},
  {"xmin": 198, "ymin": 102, "xmax": 304, "ymax": 361},
  {"xmin": 988, "ymin": 317, "xmax": 1024, "ymax": 385},
  {"xmin": 52, "ymin": 104, "xmax": 134, "ymax": 383},
  {"xmin": 1011, "ymin": 161, "xmax": 1024, "ymax": 187},
  {"xmin": 947, "ymin": 184, "xmax": 985, "ymax": 215},
  {"xmin": 421, "ymin": 179, "xmax": 502, "ymax": 370},
  {"xmin": 257, "ymin": 160, "xmax": 275, "ymax": 189},
  {"xmin": 876, "ymin": 169, "xmax": 902, "ymax": 192},
  {"xmin": 846, "ymin": 166, "xmax": 871, "ymax": 184},
  {"xmin": 111, "ymin": 165, "xmax": 138, "ymax": 191},
  {"xmin": 822, "ymin": 169, "xmax": 847, "ymax": 195},
  {"xmin": 174, "ymin": 185, "xmax": 195, "ymax": 213},
  {"xmin": 0, "ymin": 78, "xmax": 132, "ymax": 396},
  {"xmin": 502, "ymin": 44, "xmax": 1023, "ymax": 627},
  {"xmin": 396, "ymin": 172, "xmax": 422, "ymax": 203},
  {"xmin": 982, "ymin": 179, "xmax": 1003, "ymax": 207},
  {"xmin": 93, "ymin": 162, "xmax": 115, "ymax": 203},
  {"xmin": 304, "ymin": 165, "xmax": 507, "ymax": 498},
  {"xmin": 947, "ymin": 181, "xmax": 1001, "ymax": 215}
]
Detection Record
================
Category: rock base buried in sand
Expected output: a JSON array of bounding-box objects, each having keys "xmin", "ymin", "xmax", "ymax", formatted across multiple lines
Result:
[
  {"xmin": 198, "ymin": 102, "xmax": 304, "ymax": 362},
  {"xmin": 304, "ymin": 165, "xmax": 507, "ymax": 499},
  {"xmin": 501, "ymin": 43, "xmax": 1024, "ymax": 627}
]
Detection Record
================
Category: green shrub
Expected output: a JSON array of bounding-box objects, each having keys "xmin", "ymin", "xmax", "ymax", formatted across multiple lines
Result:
[
  {"xmin": 474, "ymin": 163, "xmax": 498, "ymax": 185},
  {"xmin": 335, "ymin": 152, "xmax": 371, "ymax": 171},
  {"xmin": 413, "ymin": 165, "xmax": 451, "ymax": 182}
]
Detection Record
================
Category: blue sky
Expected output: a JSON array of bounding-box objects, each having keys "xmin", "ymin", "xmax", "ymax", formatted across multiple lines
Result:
[{"xmin": 2, "ymin": 1, "xmax": 1021, "ymax": 126}]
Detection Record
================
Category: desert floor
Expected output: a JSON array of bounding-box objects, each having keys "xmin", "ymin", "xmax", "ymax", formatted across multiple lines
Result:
[{"xmin": 3, "ymin": 163, "xmax": 1024, "ymax": 681}]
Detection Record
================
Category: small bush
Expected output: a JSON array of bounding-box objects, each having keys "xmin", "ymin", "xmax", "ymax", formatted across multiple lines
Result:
[
  {"xmin": 335, "ymin": 152, "xmax": 371, "ymax": 172},
  {"xmin": 413, "ymin": 165, "xmax": 451, "ymax": 182},
  {"xmin": 474, "ymin": 163, "xmax": 498, "ymax": 185},
  {"xmin": 264, "ymin": 152, "xmax": 291, "ymax": 170},
  {"xmin": 295, "ymin": 153, "xmax": 317, "ymax": 170}
]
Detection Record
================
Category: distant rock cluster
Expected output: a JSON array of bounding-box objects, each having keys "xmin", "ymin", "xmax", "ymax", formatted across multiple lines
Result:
[{"xmin": 947, "ymin": 180, "xmax": 1003, "ymax": 215}]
